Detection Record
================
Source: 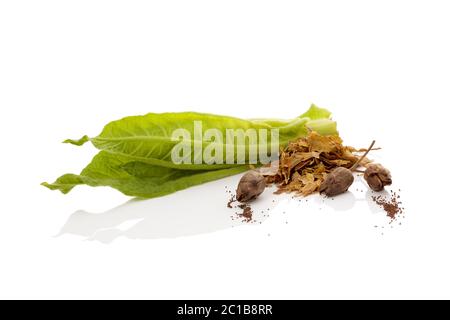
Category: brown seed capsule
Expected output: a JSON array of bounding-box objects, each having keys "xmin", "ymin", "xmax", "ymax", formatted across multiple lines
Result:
[
  {"xmin": 236, "ymin": 171, "xmax": 266, "ymax": 202},
  {"xmin": 319, "ymin": 167, "xmax": 354, "ymax": 197},
  {"xmin": 364, "ymin": 163, "xmax": 392, "ymax": 191}
]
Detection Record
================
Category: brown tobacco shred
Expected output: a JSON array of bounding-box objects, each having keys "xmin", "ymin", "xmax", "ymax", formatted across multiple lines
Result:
[
  {"xmin": 372, "ymin": 191, "xmax": 404, "ymax": 222},
  {"xmin": 264, "ymin": 131, "xmax": 370, "ymax": 196}
]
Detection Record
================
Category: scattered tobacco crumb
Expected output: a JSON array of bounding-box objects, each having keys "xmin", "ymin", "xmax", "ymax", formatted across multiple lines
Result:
[
  {"xmin": 371, "ymin": 190, "xmax": 404, "ymax": 222},
  {"xmin": 236, "ymin": 205, "xmax": 253, "ymax": 222},
  {"xmin": 227, "ymin": 192, "xmax": 255, "ymax": 223},
  {"xmin": 227, "ymin": 194, "xmax": 237, "ymax": 208}
]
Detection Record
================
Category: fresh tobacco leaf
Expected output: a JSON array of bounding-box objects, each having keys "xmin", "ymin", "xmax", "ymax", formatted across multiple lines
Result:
[
  {"xmin": 42, "ymin": 151, "xmax": 249, "ymax": 198},
  {"xmin": 249, "ymin": 104, "xmax": 334, "ymax": 126},
  {"xmin": 63, "ymin": 105, "xmax": 337, "ymax": 170},
  {"xmin": 43, "ymin": 104, "xmax": 338, "ymax": 198}
]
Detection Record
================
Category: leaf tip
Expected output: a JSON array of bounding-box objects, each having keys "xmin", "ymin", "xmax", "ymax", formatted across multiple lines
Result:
[
  {"xmin": 300, "ymin": 104, "xmax": 332, "ymax": 120},
  {"xmin": 41, "ymin": 179, "xmax": 75, "ymax": 194},
  {"xmin": 41, "ymin": 181, "xmax": 59, "ymax": 191},
  {"xmin": 63, "ymin": 135, "xmax": 90, "ymax": 146}
]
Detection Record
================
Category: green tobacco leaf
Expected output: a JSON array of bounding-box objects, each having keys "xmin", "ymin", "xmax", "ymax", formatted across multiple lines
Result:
[
  {"xmin": 44, "ymin": 104, "xmax": 339, "ymax": 198},
  {"xmin": 299, "ymin": 104, "xmax": 332, "ymax": 120},
  {"xmin": 306, "ymin": 119, "xmax": 338, "ymax": 136},
  {"xmin": 63, "ymin": 135, "xmax": 89, "ymax": 146},
  {"xmin": 63, "ymin": 105, "xmax": 337, "ymax": 169},
  {"xmin": 42, "ymin": 151, "xmax": 249, "ymax": 198}
]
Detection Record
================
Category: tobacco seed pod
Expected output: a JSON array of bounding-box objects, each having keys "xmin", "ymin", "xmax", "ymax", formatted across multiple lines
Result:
[
  {"xmin": 319, "ymin": 167, "xmax": 354, "ymax": 197},
  {"xmin": 364, "ymin": 163, "xmax": 392, "ymax": 191},
  {"xmin": 236, "ymin": 171, "xmax": 266, "ymax": 202}
]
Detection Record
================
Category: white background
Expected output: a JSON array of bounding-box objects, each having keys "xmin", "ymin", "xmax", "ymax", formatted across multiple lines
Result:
[{"xmin": 1, "ymin": 0, "xmax": 449, "ymax": 299}]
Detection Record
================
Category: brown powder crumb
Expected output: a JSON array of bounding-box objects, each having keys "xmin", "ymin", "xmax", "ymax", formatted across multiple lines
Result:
[
  {"xmin": 237, "ymin": 205, "xmax": 253, "ymax": 222},
  {"xmin": 227, "ymin": 194, "xmax": 237, "ymax": 208},
  {"xmin": 372, "ymin": 191, "xmax": 404, "ymax": 222},
  {"xmin": 227, "ymin": 192, "xmax": 254, "ymax": 223}
]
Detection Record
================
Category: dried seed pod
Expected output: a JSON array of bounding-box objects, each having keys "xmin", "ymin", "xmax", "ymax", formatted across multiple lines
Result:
[
  {"xmin": 319, "ymin": 140, "xmax": 376, "ymax": 197},
  {"xmin": 319, "ymin": 167, "xmax": 354, "ymax": 197},
  {"xmin": 236, "ymin": 171, "xmax": 266, "ymax": 202},
  {"xmin": 364, "ymin": 163, "xmax": 392, "ymax": 191}
]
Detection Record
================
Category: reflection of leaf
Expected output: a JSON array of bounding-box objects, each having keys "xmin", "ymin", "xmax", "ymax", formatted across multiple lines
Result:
[{"xmin": 42, "ymin": 151, "xmax": 249, "ymax": 198}]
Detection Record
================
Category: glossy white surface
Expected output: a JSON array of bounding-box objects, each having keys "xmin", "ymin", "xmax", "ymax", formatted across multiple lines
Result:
[{"xmin": 0, "ymin": 0, "xmax": 449, "ymax": 299}]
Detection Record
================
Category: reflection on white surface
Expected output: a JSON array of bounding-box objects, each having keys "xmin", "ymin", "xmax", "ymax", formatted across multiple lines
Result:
[
  {"xmin": 315, "ymin": 187, "xmax": 391, "ymax": 213},
  {"xmin": 317, "ymin": 191, "xmax": 358, "ymax": 211},
  {"xmin": 57, "ymin": 174, "xmax": 394, "ymax": 243},
  {"xmin": 57, "ymin": 177, "xmax": 278, "ymax": 243},
  {"xmin": 58, "ymin": 197, "xmax": 238, "ymax": 243}
]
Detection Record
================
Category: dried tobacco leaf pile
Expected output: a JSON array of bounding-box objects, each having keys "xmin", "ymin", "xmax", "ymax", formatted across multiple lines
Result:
[
  {"xmin": 265, "ymin": 131, "xmax": 370, "ymax": 196},
  {"xmin": 230, "ymin": 131, "xmax": 400, "ymax": 224}
]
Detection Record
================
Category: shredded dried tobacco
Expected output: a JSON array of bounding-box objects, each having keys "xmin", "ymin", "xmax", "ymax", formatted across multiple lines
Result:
[{"xmin": 264, "ymin": 131, "xmax": 371, "ymax": 196}]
